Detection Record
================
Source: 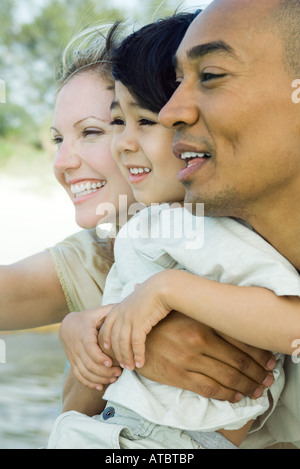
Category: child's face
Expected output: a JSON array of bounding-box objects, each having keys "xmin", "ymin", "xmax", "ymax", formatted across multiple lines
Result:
[{"xmin": 111, "ymin": 81, "xmax": 186, "ymax": 206}]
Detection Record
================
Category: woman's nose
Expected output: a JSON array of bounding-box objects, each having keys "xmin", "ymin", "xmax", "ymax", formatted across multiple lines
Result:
[{"xmin": 53, "ymin": 140, "xmax": 81, "ymax": 173}]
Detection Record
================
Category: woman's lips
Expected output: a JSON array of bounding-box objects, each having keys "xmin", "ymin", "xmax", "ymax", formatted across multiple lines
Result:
[{"xmin": 69, "ymin": 179, "xmax": 107, "ymax": 204}]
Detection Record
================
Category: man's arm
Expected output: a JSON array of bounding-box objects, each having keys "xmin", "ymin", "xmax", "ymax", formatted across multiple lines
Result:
[{"xmin": 98, "ymin": 311, "xmax": 274, "ymax": 402}]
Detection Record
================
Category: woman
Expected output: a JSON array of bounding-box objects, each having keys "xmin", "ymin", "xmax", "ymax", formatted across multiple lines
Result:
[{"xmin": 0, "ymin": 24, "xmax": 134, "ymax": 388}]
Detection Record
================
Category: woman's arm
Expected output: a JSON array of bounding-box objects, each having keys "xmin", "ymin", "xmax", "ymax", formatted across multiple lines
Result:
[
  {"xmin": 62, "ymin": 367, "xmax": 107, "ymax": 416},
  {"xmin": 0, "ymin": 250, "xmax": 68, "ymax": 330}
]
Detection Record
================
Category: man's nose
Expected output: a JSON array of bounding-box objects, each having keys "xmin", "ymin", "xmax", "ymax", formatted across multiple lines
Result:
[{"xmin": 159, "ymin": 83, "xmax": 199, "ymax": 129}]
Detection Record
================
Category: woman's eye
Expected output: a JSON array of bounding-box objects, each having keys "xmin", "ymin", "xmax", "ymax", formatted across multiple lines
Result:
[
  {"xmin": 110, "ymin": 118, "xmax": 125, "ymax": 126},
  {"xmin": 82, "ymin": 129, "xmax": 104, "ymax": 137},
  {"xmin": 52, "ymin": 136, "xmax": 63, "ymax": 145}
]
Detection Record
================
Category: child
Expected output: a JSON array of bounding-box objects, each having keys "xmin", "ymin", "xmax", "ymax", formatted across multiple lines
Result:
[{"xmin": 48, "ymin": 13, "xmax": 300, "ymax": 450}]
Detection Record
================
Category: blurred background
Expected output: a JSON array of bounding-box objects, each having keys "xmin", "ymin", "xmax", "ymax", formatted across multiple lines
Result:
[{"xmin": 0, "ymin": 0, "xmax": 211, "ymax": 449}]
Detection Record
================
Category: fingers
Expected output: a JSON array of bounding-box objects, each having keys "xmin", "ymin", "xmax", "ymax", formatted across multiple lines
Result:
[
  {"xmin": 70, "ymin": 342, "xmax": 122, "ymax": 390},
  {"xmin": 227, "ymin": 339, "xmax": 276, "ymax": 371},
  {"xmin": 189, "ymin": 354, "xmax": 267, "ymax": 400},
  {"xmin": 102, "ymin": 307, "xmax": 147, "ymax": 370},
  {"xmin": 107, "ymin": 317, "xmax": 137, "ymax": 370},
  {"xmin": 101, "ymin": 304, "xmax": 118, "ymax": 351},
  {"xmin": 184, "ymin": 369, "xmax": 243, "ymax": 403},
  {"xmin": 73, "ymin": 363, "xmax": 122, "ymax": 390},
  {"xmin": 132, "ymin": 329, "xmax": 147, "ymax": 369},
  {"xmin": 188, "ymin": 338, "xmax": 273, "ymax": 399},
  {"xmin": 213, "ymin": 335, "xmax": 276, "ymax": 390}
]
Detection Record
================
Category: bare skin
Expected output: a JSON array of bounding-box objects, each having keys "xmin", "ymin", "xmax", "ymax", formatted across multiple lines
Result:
[{"xmin": 159, "ymin": 0, "xmax": 300, "ymax": 269}]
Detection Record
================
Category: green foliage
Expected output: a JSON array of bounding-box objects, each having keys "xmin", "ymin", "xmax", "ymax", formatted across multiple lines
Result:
[{"xmin": 1, "ymin": 0, "xmax": 186, "ymax": 153}]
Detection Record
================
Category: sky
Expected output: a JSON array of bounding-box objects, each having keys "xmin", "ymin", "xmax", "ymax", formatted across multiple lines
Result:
[{"xmin": 17, "ymin": 0, "xmax": 213, "ymax": 23}]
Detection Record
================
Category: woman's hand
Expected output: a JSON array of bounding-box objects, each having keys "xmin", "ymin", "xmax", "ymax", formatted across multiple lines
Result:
[{"xmin": 59, "ymin": 306, "xmax": 122, "ymax": 390}]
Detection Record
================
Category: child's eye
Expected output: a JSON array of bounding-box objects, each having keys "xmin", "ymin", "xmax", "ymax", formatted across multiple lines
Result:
[
  {"xmin": 138, "ymin": 118, "xmax": 156, "ymax": 126},
  {"xmin": 110, "ymin": 118, "xmax": 125, "ymax": 126}
]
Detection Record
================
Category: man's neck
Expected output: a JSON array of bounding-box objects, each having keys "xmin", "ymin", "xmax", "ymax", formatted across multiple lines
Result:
[{"xmin": 248, "ymin": 208, "xmax": 300, "ymax": 272}]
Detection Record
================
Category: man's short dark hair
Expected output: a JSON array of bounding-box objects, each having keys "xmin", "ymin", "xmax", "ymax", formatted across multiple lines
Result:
[{"xmin": 269, "ymin": 0, "xmax": 300, "ymax": 75}]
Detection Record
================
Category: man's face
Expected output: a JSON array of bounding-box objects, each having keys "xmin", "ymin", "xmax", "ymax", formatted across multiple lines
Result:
[{"xmin": 159, "ymin": 0, "xmax": 300, "ymax": 220}]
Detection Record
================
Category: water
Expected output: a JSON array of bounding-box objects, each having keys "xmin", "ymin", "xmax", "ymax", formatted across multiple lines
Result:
[
  {"xmin": 0, "ymin": 331, "xmax": 66, "ymax": 449},
  {"xmin": 0, "ymin": 169, "xmax": 79, "ymax": 448}
]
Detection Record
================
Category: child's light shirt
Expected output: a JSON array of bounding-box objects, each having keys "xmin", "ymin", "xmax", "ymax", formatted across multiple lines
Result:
[{"xmin": 102, "ymin": 205, "xmax": 300, "ymax": 432}]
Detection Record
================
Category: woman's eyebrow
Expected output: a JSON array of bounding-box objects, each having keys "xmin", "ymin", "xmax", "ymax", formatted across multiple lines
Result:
[{"xmin": 50, "ymin": 126, "xmax": 59, "ymax": 133}]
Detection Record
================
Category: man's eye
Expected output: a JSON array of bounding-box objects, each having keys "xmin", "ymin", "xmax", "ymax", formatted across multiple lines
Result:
[
  {"xmin": 201, "ymin": 72, "xmax": 226, "ymax": 82},
  {"xmin": 110, "ymin": 118, "xmax": 125, "ymax": 126}
]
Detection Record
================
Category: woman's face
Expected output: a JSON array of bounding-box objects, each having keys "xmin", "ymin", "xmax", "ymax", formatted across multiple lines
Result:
[{"xmin": 52, "ymin": 71, "xmax": 135, "ymax": 229}]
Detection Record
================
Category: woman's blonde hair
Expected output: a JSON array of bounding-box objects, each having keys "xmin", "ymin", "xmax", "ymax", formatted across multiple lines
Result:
[{"xmin": 56, "ymin": 22, "xmax": 123, "ymax": 92}]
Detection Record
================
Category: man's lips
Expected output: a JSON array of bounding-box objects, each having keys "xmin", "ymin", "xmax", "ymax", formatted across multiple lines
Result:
[
  {"xmin": 173, "ymin": 143, "xmax": 211, "ymax": 161},
  {"xmin": 173, "ymin": 144, "xmax": 212, "ymax": 182}
]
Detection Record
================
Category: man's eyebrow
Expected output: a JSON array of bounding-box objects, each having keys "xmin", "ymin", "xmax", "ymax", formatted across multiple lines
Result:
[{"xmin": 187, "ymin": 40, "xmax": 239, "ymax": 61}]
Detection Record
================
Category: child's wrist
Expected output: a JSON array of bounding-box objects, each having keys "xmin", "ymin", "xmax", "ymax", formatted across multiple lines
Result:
[{"xmin": 152, "ymin": 269, "xmax": 183, "ymax": 311}]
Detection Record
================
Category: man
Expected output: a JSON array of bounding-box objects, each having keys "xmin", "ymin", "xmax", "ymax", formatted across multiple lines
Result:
[{"xmin": 159, "ymin": 0, "xmax": 300, "ymax": 448}]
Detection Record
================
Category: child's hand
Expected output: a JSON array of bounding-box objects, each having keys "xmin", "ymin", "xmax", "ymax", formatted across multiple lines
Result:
[
  {"xmin": 101, "ymin": 277, "xmax": 172, "ymax": 370},
  {"xmin": 59, "ymin": 306, "xmax": 122, "ymax": 390}
]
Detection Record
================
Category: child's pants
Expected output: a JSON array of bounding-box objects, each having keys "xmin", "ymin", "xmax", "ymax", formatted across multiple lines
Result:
[{"xmin": 47, "ymin": 402, "xmax": 237, "ymax": 449}]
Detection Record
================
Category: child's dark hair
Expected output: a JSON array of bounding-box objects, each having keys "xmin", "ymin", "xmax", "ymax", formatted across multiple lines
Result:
[{"xmin": 111, "ymin": 10, "xmax": 201, "ymax": 113}]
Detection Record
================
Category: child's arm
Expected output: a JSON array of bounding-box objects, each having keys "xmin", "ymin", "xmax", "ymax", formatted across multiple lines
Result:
[
  {"xmin": 0, "ymin": 251, "xmax": 69, "ymax": 330},
  {"xmin": 101, "ymin": 269, "xmax": 300, "ymax": 370}
]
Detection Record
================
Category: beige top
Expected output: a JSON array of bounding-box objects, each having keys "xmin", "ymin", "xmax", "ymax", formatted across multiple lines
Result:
[{"xmin": 48, "ymin": 229, "xmax": 113, "ymax": 313}]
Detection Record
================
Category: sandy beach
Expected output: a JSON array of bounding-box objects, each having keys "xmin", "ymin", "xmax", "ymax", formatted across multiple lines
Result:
[
  {"xmin": 0, "ymin": 169, "xmax": 79, "ymax": 448},
  {"xmin": 0, "ymin": 172, "xmax": 79, "ymax": 264}
]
